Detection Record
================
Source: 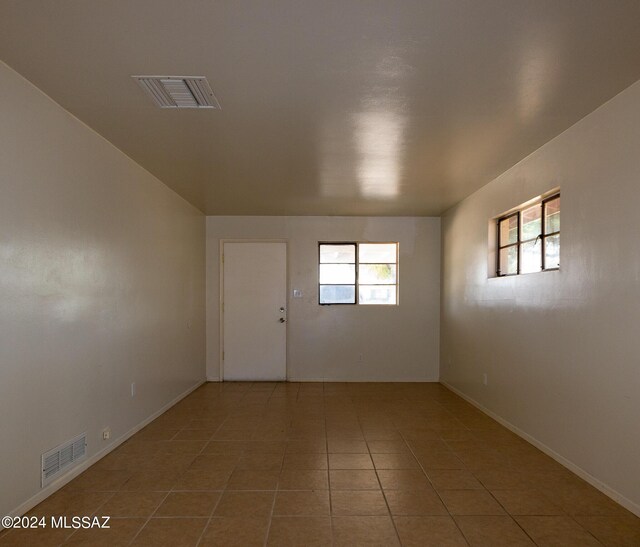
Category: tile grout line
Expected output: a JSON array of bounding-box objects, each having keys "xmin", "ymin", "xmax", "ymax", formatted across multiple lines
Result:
[
  {"xmin": 128, "ymin": 384, "xmax": 229, "ymax": 546},
  {"xmin": 193, "ymin": 456, "xmax": 226, "ymax": 545},
  {"xmin": 58, "ymin": 487, "xmax": 118, "ymax": 545},
  {"xmin": 16, "ymin": 383, "xmax": 636, "ymax": 547},
  {"xmin": 436, "ymin": 416, "xmax": 587, "ymax": 547},
  {"xmin": 126, "ymin": 491, "xmax": 172, "ymax": 545},
  {"xmin": 262, "ymin": 382, "xmax": 284, "ymax": 547},
  {"xmin": 323, "ymin": 382, "xmax": 334, "ymax": 545},
  {"xmin": 399, "ymin": 412, "xmax": 471, "ymax": 546},
  {"xmin": 362, "ymin": 414, "xmax": 404, "ymax": 546}
]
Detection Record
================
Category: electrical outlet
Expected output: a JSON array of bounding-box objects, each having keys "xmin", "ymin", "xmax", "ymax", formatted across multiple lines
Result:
[
  {"xmin": 131, "ymin": 382, "xmax": 136, "ymax": 397},
  {"xmin": 482, "ymin": 373, "xmax": 488, "ymax": 386},
  {"xmin": 102, "ymin": 427, "xmax": 111, "ymax": 441}
]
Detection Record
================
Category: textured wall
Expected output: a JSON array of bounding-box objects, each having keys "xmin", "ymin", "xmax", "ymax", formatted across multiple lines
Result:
[
  {"xmin": 207, "ymin": 216, "xmax": 440, "ymax": 381},
  {"xmin": 0, "ymin": 61, "xmax": 206, "ymax": 517},
  {"xmin": 441, "ymin": 80, "xmax": 640, "ymax": 514}
]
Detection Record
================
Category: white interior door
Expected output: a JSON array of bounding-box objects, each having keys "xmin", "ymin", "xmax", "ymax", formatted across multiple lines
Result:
[{"xmin": 222, "ymin": 242, "xmax": 287, "ymax": 380}]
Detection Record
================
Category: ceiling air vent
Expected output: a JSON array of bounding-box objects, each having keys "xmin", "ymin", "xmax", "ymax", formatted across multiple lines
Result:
[
  {"xmin": 132, "ymin": 76, "xmax": 221, "ymax": 109},
  {"xmin": 41, "ymin": 433, "xmax": 87, "ymax": 487}
]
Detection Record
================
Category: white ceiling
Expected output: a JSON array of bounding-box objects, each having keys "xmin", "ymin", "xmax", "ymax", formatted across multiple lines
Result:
[{"xmin": 1, "ymin": 1, "xmax": 640, "ymax": 215}]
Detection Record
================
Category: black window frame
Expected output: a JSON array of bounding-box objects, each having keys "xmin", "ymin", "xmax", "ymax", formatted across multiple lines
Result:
[
  {"xmin": 318, "ymin": 241, "xmax": 398, "ymax": 305},
  {"xmin": 318, "ymin": 242, "xmax": 357, "ymax": 305},
  {"xmin": 496, "ymin": 193, "xmax": 560, "ymax": 277}
]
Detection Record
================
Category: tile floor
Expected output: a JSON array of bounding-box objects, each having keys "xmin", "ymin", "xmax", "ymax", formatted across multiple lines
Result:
[{"xmin": 1, "ymin": 382, "xmax": 639, "ymax": 546}]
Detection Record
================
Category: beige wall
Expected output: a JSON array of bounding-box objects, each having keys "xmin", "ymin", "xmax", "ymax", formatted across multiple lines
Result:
[
  {"xmin": 0, "ymin": 62, "xmax": 206, "ymax": 517},
  {"xmin": 207, "ymin": 216, "xmax": 440, "ymax": 381},
  {"xmin": 441, "ymin": 80, "xmax": 640, "ymax": 514}
]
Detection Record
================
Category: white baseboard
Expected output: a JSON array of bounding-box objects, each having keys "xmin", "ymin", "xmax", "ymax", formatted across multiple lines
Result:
[
  {"xmin": 3, "ymin": 379, "xmax": 206, "ymax": 525},
  {"xmin": 287, "ymin": 377, "xmax": 439, "ymax": 383},
  {"xmin": 207, "ymin": 376, "xmax": 439, "ymax": 383},
  {"xmin": 441, "ymin": 381, "xmax": 640, "ymax": 518}
]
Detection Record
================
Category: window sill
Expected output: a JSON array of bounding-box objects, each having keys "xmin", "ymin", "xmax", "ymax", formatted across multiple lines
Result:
[{"xmin": 489, "ymin": 268, "xmax": 560, "ymax": 280}]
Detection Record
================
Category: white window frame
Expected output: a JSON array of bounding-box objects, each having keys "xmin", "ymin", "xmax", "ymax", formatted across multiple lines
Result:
[{"xmin": 318, "ymin": 242, "xmax": 399, "ymax": 305}]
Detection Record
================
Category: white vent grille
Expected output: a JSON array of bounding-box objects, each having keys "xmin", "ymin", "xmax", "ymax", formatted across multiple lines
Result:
[
  {"xmin": 133, "ymin": 76, "xmax": 221, "ymax": 109},
  {"xmin": 41, "ymin": 433, "xmax": 87, "ymax": 487}
]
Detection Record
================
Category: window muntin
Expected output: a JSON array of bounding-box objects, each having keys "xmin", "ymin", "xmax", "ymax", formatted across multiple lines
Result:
[
  {"xmin": 542, "ymin": 195, "xmax": 560, "ymax": 270},
  {"xmin": 497, "ymin": 194, "xmax": 560, "ymax": 276},
  {"xmin": 318, "ymin": 243, "xmax": 356, "ymax": 304},
  {"xmin": 497, "ymin": 214, "xmax": 519, "ymax": 275},
  {"xmin": 319, "ymin": 242, "xmax": 398, "ymax": 305}
]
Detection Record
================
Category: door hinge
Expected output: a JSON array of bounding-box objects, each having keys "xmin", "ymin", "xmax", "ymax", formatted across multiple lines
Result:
[
  {"xmin": 222, "ymin": 302, "xmax": 224, "ymax": 312},
  {"xmin": 222, "ymin": 351, "xmax": 225, "ymax": 361},
  {"xmin": 221, "ymin": 254, "xmax": 224, "ymax": 263}
]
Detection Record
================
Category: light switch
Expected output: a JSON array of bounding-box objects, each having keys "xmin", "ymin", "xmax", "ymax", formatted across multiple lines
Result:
[{"xmin": 293, "ymin": 289, "xmax": 302, "ymax": 298}]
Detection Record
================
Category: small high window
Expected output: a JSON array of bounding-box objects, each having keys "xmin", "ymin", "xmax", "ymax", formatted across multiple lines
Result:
[
  {"xmin": 319, "ymin": 242, "xmax": 398, "ymax": 305},
  {"xmin": 497, "ymin": 194, "xmax": 560, "ymax": 276}
]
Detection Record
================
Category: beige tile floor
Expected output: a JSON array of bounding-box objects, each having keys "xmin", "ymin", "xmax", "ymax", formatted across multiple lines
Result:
[{"xmin": 1, "ymin": 382, "xmax": 639, "ymax": 546}]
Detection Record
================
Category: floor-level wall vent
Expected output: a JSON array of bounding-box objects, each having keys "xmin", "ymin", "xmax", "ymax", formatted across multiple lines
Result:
[{"xmin": 41, "ymin": 433, "xmax": 87, "ymax": 487}]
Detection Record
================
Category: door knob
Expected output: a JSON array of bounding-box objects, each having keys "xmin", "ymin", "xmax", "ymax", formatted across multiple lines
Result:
[
  {"xmin": 279, "ymin": 307, "xmax": 285, "ymax": 313},
  {"xmin": 279, "ymin": 317, "xmax": 286, "ymax": 323}
]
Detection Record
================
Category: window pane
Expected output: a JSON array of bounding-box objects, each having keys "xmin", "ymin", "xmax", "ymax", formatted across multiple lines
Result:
[
  {"xmin": 545, "ymin": 234, "xmax": 560, "ymax": 269},
  {"xmin": 499, "ymin": 215, "xmax": 518, "ymax": 246},
  {"xmin": 319, "ymin": 244, "xmax": 355, "ymax": 263},
  {"xmin": 320, "ymin": 285, "xmax": 356, "ymax": 304},
  {"xmin": 359, "ymin": 285, "xmax": 397, "ymax": 305},
  {"xmin": 359, "ymin": 243, "xmax": 397, "ymax": 263},
  {"xmin": 545, "ymin": 197, "xmax": 560, "ymax": 233},
  {"xmin": 521, "ymin": 204, "xmax": 542, "ymax": 241},
  {"xmin": 521, "ymin": 239, "xmax": 542, "ymax": 273},
  {"xmin": 359, "ymin": 264, "xmax": 396, "ymax": 284},
  {"xmin": 499, "ymin": 246, "xmax": 518, "ymax": 275},
  {"xmin": 319, "ymin": 264, "xmax": 355, "ymax": 284}
]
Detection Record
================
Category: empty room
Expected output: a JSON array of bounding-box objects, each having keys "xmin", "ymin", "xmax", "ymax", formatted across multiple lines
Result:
[{"xmin": 1, "ymin": 1, "xmax": 640, "ymax": 545}]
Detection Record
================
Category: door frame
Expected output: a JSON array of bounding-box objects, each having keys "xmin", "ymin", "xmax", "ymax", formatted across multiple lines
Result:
[{"xmin": 219, "ymin": 239, "xmax": 289, "ymax": 381}]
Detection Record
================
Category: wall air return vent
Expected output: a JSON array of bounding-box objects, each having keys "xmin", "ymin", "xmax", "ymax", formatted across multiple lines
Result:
[
  {"xmin": 41, "ymin": 433, "xmax": 87, "ymax": 487},
  {"xmin": 132, "ymin": 76, "xmax": 221, "ymax": 109}
]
